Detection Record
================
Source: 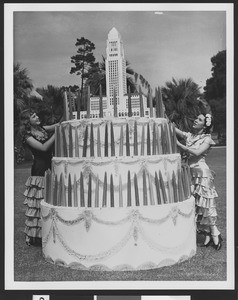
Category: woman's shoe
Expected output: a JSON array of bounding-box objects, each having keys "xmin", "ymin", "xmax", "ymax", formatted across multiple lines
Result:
[
  {"xmin": 213, "ymin": 234, "xmax": 223, "ymax": 251},
  {"xmin": 201, "ymin": 232, "xmax": 213, "ymax": 247}
]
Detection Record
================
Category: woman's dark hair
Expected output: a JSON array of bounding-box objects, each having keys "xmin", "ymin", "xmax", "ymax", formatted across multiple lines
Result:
[
  {"xmin": 18, "ymin": 109, "xmax": 35, "ymax": 143},
  {"xmin": 202, "ymin": 113, "xmax": 213, "ymax": 134}
]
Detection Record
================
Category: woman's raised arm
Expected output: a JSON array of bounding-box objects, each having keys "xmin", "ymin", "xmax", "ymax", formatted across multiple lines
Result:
[{"xmin": 26, "ymin": 134, "xmax": 55, "ymax": 152}]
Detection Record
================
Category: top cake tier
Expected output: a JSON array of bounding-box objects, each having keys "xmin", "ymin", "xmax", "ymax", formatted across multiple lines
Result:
[{"xmin": 55, "ymin": 117, "xmax": 178, "ymax": 158}]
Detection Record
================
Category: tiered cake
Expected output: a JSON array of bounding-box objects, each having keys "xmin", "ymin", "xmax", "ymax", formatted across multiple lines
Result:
[{"xmin": 41, "ymin": 116, "xmax": 196, "ymax": 271}]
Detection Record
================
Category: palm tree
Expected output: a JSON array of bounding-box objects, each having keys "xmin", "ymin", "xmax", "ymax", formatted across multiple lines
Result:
[
  {"xmin": 14, "ymin": 62, "xmax": 33, "ymax": 111},
  {"xmin": 85, "ymin": 56, "xmax": 137, "ymax": 96},
  {"xmin": 161, "ymin": 78, "xmax": 206, "ymax": 131},
  {"xmin": 14, "ymin": 63, "xmax": 34, "ymax": 141},
  {"xmin": 36, "ymin": 85, "xmax": 64, "ymax": 125}
]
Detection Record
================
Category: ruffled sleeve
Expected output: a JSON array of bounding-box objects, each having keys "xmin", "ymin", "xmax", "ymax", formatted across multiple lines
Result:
[
  {"xmin": 182, "ymin": 131, "xmax": 192, "ymax": 141},
  {"xmin": 203, "ymin": 135, "xmax": 216, "ymax": 146},
  {"xmin": 22, "ymin": 131, "xmax": 32, "ymax": 144}
]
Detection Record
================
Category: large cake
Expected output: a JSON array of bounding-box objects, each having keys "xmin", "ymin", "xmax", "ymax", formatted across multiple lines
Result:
[{"xmin": 41, "ymin": 116, "xmax": 196, "ymax": 271}]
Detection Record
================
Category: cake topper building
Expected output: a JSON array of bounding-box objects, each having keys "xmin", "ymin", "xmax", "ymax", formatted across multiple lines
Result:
[{"xmin": 66, "ymin": 27, "xmax": 151, "ymax": 119}]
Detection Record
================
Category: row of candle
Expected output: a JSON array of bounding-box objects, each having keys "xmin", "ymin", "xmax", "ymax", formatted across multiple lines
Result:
[
  {"xmin": 44, "ymin": 165, "xmax": 191, "ymax": 208},
  {"xmin": 65, "ymin": 85, "xmax": 165, "ymax": 120},
  {"xmin": 55, "ymin": 121, "xmax": 178, "ymax": 158}
]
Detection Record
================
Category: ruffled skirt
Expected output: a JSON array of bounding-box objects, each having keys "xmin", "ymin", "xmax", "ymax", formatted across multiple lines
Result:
[
  {"xmin": 23, "ymin": 176, "xmax": 44, "ymax": 243},
  {"xmin": 190, "ymin": 167, "xmax": 218, "ymax": 227}
]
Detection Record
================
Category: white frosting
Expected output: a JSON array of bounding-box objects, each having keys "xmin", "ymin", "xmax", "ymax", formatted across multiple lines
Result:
[
  {"xmin": 41, "ymin": 117, "xmax": 196, "ymax": 270},
  {"xmin": 41, "ymin": 197, "xmax": 196, "ymax": 270}
]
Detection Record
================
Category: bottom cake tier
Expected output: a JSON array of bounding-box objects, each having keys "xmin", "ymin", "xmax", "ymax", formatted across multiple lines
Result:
[{"xmin": 41, "ymin": 197, "xmax": 196, "ymax": 271}]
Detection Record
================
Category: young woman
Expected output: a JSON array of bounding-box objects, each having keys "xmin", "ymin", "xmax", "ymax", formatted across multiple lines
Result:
[
  {"xmin": 175, "ymin": 113, "xmax": 222, "ymax": 250},
  {"xmin": 19, "ymin": 110, "xmax": 59, "ymax": 246}
]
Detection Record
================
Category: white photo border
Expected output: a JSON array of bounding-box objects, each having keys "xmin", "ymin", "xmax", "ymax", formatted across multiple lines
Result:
[{"xmin": 4, "ymin": 2, "xmax": 234, "ymax": 290}]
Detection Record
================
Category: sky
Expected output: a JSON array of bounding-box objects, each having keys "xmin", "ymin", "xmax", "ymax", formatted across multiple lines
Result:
[{"xmin": 13, "ymin": 7, "xmax": 226, "ymax": 93}]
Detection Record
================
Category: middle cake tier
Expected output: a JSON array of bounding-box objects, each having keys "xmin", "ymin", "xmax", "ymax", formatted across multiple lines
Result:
[{"xmin": 44, "ymin": 154, "xmax": 191, "ymax": 208}]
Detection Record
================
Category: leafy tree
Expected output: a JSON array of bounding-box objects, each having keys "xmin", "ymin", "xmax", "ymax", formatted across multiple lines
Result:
[
  {"xmin": 70, "ymin": 37, "xmax": 96, "ymax": 101},
  {"xmin": 162, "ymin": 78, "xmax": 206, "ymax": 131},
  {"xmin": 204, "ymin": 50, "xmax": 226, "ymax": 100},
  {"xmin": 204, "ymin": 50, "xmax": 226, "ymax": 140},
  {"xmin": 85, "ymin": 56, "xmax": 137, "ymax": 96}
]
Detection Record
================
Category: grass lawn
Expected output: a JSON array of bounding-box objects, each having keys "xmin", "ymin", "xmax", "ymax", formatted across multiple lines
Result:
[{"xmin": 13, "ymin": 148, "xmax": 227, "ymax": 282}]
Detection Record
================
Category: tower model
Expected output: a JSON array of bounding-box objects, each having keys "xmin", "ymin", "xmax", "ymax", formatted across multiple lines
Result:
[{"xmin": 41, "ymin": 28, "xmax": 196, "ymax": 271}]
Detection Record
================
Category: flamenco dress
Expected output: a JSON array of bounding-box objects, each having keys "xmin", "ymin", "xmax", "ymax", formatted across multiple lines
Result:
[
  {"xmin": 23, "ymin": 128, "xmax": 53, "ymax": 245},
  {"xmin": 183, "ymin": 132, "xmax": 220, "ymax": 236}
]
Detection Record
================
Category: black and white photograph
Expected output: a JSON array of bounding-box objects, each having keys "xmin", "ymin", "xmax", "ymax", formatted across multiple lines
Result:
[{"xmin": 4, "ymin": 2, "xmax": 234, "ymax": 291}]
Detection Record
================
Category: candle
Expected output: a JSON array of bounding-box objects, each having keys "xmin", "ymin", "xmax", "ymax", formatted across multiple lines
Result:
[
  {"xmin": 166, "ymin": 123, "xmax": 172, "ymax": 154},
  {"xmin": 139, "ymin": 85, "xmax": 144, "ymax": 117},
  {"xmin": 172, "ymin": 124, "xmax": 178, "ymax": 153},
  {"xmin": 110, "ymin": 174, "xmax": 114, "ymax": 207},
  {"xmin": 75, "ymin": 126, "xmax": 79, "ymax": 157},
  {"xmin": 102, "ymin": 172, "xmax": 107, "ymax": 207},
  {"xmin": 169, "ymin": 122, "xmax": 175, "ymax": 153},
  {"xmin": 80, "ymin": 172, "xmax": 85, "ymax": 207},
  {"xmin": 77, "ymin": 90, "xmax": 81, "ymax": 119},
  {"xmin": 87, "ymin": 173, "xmax": 92, "ymax": 207},
  {"xmin": 104, "ymin": 122, "xmax": 108, "ymax": 157},
  {"xmin": 86, "ymin": 85, "xmax": 90, "ymax": 118},
  {"xmin": 128, "ymin": 86, "xmax": 132, "ymax": 117},
  {"xmin": 69, "ymin": 124, "xmax": 73, "ymax": 157},
  {"xmin": 134, "ymin": 173, "xmax": 140, "ymax": 206},
  {"xmin": 143, "ymin": 169, "xmax": 148, "ymax": 205},
  {"xmin": 119, "ymin": 125, "xmax": 124, "ymax": 156},
  {"xmin": 73, "ymin": 174, "xmax": 78, "ymax": 207},
  {"xmin": 155, "ymin": 88, "xmax": 160, "ymax": 118},
  {"xmin": 160, "ymin": 124, "xmax": 165, "ymax": 154},
  {"xmin": 99, "ymin": 85, "xmax": 103, "ymax": 118},
  {"xmin": 147, "ymin": 122, "xmax": 151, "ymax": 155},
  {"xmin": 148, "ymin": 88, "xmax": 153, "ymax": 117},
  {"xmin": 61, "ymin": 173, "xmax": 67, "ymax": 206},
  {"xmin": 97, "ymin": 125, "xmax": 101, "ymax": 157},
  {"xmin": 57, "ymin": 174, "xmax": 62, "ymax": 206},
  {"xmin": 90, "ymin": 123, "xmax": 94, "ymax": 157},
  {"xmin": 167, "ymin": 172, "xmax": 174, "ymax": 203},
  {"xmin": 148, "ymin": 173, "xmax": 155, "ymax": 205},
  {"xmin": 126, "ymin": 123, "xmax": 130, "ymax": 156},
  {"xmin": 53, "ymin": 175, "xmax": 58, "ymax": 206},
  {"xmin": 134, "ymin": 120, "xmax": 138, "ymax": 155},
  {"xmin": 44, "ymin": 170, "xmax": 50, "ymax": 204},
  {"xmin": 152, "ymin": 122, "xmax": 156, "ymax": 155},
  {"xmin": 178, "ymin": 169, "xmax": 185, "ymax": 202},
  {"xmin": 155, "ymin": 172, "xmax": 162, "ymax": 205},
  {"xmin": 62, "ymin": 125, "xmax": 68, "ymax": 157},
  {"xmin": 141, "ymin": 124, "xmax": 145, "ymax": 155},
  {"xmin": 172, "ymin": 171, "xmax": 179, "ymax": 203},
  {"xmin": 119, "ymin": 175, "xmax": 123, "ymax": 207},
  {"xmin": 82, "ymin": 125, "xmax": 88, "ymax": 157},
  {"xmin": 111, "ymin": 122, "xmax": 115, "ymax": 156},
  {"xmin": 63, "ymin": 91, "xmax": 69, "ymax": 121},
  {"xmin": 164, "ymin": 123, "xmax": 170, "ymax": 154},
  {"xmin": 185, "ymin": 165, "xmax": 191, "ymax": 197},
  {"xmin": 55, "ymin": 124, "xmax": 61, "ymax": 157},
  {"xmin": 68, "ymin": 174, "xmax": 72, "ymax": 207},
  {"xmin": 127, "ymin": 171, "xmax": 131, "ymax": 206},
  {"xmin": 49, "ymin": 172, "xmax": 53, "ymax": 205},
  {"xmin": 159, "ymin": 170, "xmax": 168, "ymax": 204},
  {"xmin": 95, "ymin": 175, "xmax": 99, "ymax": 207},
  {"xmin": 157, "ymin": 124, "xmax": 162, "ymax": 154}
]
